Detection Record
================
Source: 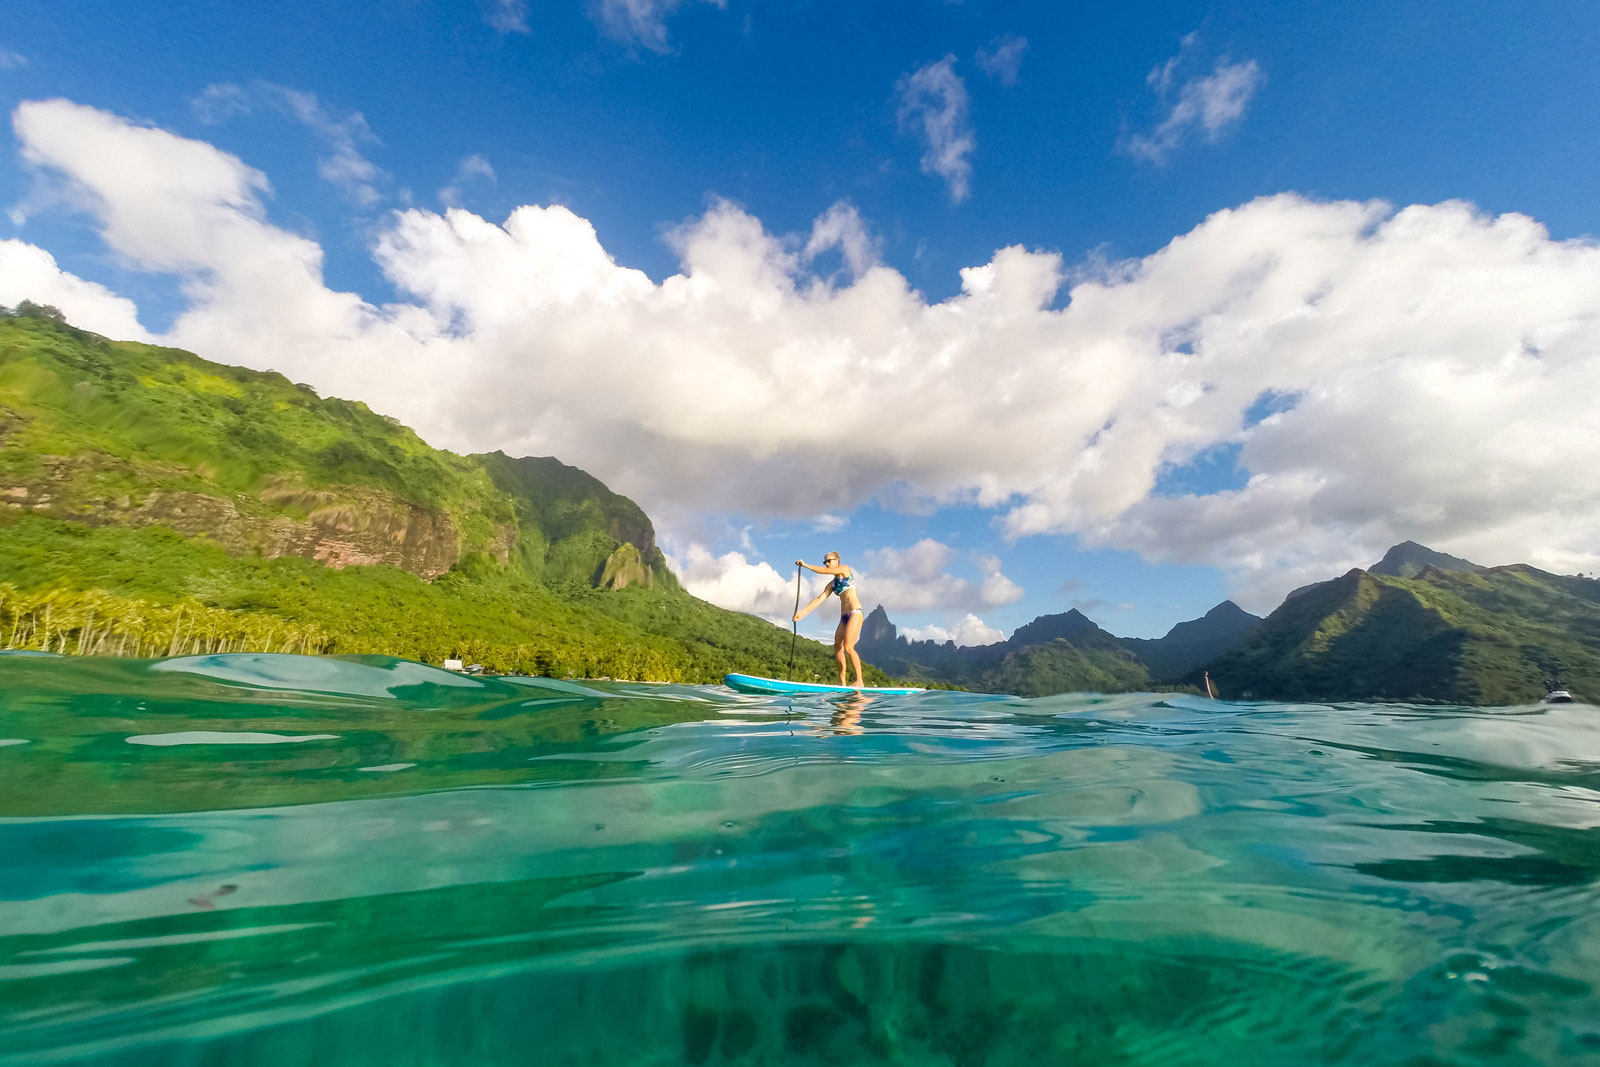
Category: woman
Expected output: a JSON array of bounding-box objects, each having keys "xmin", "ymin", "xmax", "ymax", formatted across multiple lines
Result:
[{"xmin": 794, "ymin": 551, "xmax": 866, "ymax": 688}]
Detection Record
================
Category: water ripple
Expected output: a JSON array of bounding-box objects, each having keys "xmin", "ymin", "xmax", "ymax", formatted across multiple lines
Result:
[{"xmin": 1, "ymin": 654, "xmax": 1597, "ymax": 1065}]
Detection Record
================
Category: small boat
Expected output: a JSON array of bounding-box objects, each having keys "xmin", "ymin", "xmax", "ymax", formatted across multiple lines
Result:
[
  {"xmin": 723, "ymin": 673, "xmax": 924, "ymax": 696},
  {"xmin": 1545, "ymin": 689, "xmax": 1575, "ymax": 704}
]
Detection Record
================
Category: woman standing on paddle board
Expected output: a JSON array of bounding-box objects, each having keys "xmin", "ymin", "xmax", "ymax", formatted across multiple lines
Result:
[{"xmin": 794, "ymin": 552, "xmax": 866, "ymax": 688}]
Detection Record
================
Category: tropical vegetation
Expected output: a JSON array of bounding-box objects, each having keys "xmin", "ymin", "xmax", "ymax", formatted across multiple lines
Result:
[{"xmin": 0, "ymin": 309, "xmax": 886, "ymax": 685}]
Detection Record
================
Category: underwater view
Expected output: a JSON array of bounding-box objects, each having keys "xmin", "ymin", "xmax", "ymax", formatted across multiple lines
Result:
[{"xmin": 2, "ymin": 652, "xmax": 1598, "ymax": 1066}]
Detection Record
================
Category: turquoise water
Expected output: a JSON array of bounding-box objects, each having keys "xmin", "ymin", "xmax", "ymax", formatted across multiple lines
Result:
[{"xmin": 2, "ymin": 654, "xmax": 1598, "ymax": 1066}]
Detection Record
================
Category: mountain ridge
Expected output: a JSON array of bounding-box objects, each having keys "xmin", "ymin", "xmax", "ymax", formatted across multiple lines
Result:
[
  {"xmin": 1201, "ymin": 559, "xmax": 1600, "ymax": 703},
  {"xmin": 856, "ymin": 598, "xmax": 1264, "ymax": 695},
  {"xmin": 0, "ymin": 310, "xmax": 884, "ymax": 684}
]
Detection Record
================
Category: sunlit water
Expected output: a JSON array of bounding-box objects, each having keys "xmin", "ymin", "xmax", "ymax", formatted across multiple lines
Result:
[{"xmin": 2, "ymin": 653, "xmax": 1598, "ymax": 1066}]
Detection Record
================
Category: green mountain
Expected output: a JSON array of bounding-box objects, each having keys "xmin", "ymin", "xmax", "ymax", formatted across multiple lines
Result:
[
  {"xmin": 1368, "ymin": 540, "xmax": 1482, "ymax": 579},
  {"xmin": 0, "ymin": 309, "xmax": 887, "ymax": 684},
  {"xmin": 1121, "ymin": 600, "xmax": 1262, "ymax": 680},
  {"xmin": 1202, "ymin": 557, "xmax": 1600, "ymax": 704},
  {"xmin": 855, "ymin": 604, "xmax": 1230, "ymax": 696}
]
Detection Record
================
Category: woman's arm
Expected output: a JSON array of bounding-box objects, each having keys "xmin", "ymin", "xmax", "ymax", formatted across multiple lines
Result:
[
  {"xmin": 794, "ymin": 590, "xmax": 832, "ymax": 621},
  {"xmin": 797, "ymin": 559, "xmax": 847, "ymax": 576}
]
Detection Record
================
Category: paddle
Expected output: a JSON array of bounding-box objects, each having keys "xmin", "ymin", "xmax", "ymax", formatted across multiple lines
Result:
[{"xmin": 787, "ymin": 562, "xmax": 802, "ymax": 680}]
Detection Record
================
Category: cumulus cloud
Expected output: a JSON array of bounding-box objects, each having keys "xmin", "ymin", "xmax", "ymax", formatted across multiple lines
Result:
[
  {"xmin": 856, "ymin": 540, "xmax": 1025, "ymax": 615},
  {"xmin": 482, "ymin": 0, "xmax": 530, "ymax": 34},
  {"xmin": 1126, "ymin": 36, "xmax": 1262, "ymax": 164},
  {"xmin": 0, "ymin": 240, "xmax": 152, "ymax": 340},
  {"xmin": 803, "ymin": 202, "xmax": 879, "ymax": 279},
  {"xmin": 975, "ymin": 34, "xmax": 1027, "ymax": 86},
  {"xmin": 976, "ymin": 555, "xmax": 1024, "ymax": 605},
  {"xmin": 11, "ymin": 99, "xmax": 1600, "ymax": 610},
  {"xmin": 192, "ymin": 82, "xmax": 385, "ymax": 205},
  {"xmin": 896, "ymin": 55, "xmax": 974, "ymax": 202},
  {"xmin": 902, "ymin": 614, "xmax": 1005, "ymax": 647},
  {"xmin": 589, "ymin": 0, "xmax": 725, "ymax": 53},
  {"xmin": 666, "ymin": 544, "xmax": 795, "ymax": 624}
]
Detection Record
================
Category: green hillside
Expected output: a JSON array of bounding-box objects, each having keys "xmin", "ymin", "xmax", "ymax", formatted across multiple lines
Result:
[
  {"xmin": 1203, "ymin": 564, "xmax": 1600, "ymax": 704},
  {"xmin": 857, "ymin": 606, "xmax": 1174, "ymax": 696},
  {"xmin": 857, "ymin": 603, "xmax": 1255, "ymax": 697},
  {"xmin": 0, "ymin": 309, "xmax": 885, "ymax": 685}
]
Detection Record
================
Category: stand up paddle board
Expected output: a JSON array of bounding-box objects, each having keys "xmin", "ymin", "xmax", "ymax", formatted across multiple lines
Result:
[{"xmin": 723, "ymin": 673, "xmax": 924, "ymax": 696}]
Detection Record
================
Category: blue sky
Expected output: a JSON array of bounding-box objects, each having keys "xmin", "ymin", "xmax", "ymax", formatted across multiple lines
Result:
[{"xmin": 3, "ymin": 0, "xmax": 1598, "ymax": 641}]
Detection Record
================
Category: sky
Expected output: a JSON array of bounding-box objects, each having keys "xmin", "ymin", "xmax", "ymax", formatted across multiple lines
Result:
[{"xmin": 1, "ymin": 0, "xmax": 1598, "ymax": 643}]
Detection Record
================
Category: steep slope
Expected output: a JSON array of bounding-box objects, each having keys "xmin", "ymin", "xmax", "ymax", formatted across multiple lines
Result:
[
  {"xmin": 1203, "ymin": 563, "xmax": 1600, "ymax": 703},
  {"xmin": 1124, "ymin": 600, "xmax": 1263, "ymax": 680},
  {"xmin": 0, "ymin": 310, "xmax": 880, "ymax": 684},
  {"xmin": 0, "ymin": 314, "xmax": 663, "ymax": 587}
]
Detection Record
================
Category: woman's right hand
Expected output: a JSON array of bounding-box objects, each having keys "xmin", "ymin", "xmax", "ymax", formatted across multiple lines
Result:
[{"xmin": 795, "ymin": 560, "xmax": 804, "ymax": 567}]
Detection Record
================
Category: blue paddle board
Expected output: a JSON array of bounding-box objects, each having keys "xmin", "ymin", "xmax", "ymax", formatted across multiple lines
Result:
[{"xmin": 723, "ymin": 673, "xmax": 924, "ymax": 695}]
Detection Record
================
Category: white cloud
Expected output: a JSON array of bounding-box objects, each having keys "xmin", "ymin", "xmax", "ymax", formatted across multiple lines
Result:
[
  {"xmin": 895, "ymin": 55, "xmax": 974, "ymax": 202},
  {"xmin": 482, "ymin": 0, "xmax": 530, "ymax": 34},
  {"xmin": 803, "ymin": 202, "xmax": 879, "ymax": 279},
  {"xmin": 811, "ymin": 513, "xmax": 849, "ymax": 533},
  {"xmin": 0, "ymin": 240, "xmax": 152, "ymax": 340},
  {"xmin": 192, "ymin": 83, "xmax": 385, "ymax": 206},
  {"xmin": 590, "ymin": 0, "xmax": 725, "ymax": 53},
  {"xmin": 666, "ymin": 544, "xmax": 795, "ymax": 624},
  {"xmin": 902, "ymin": 613, "xmax": 1005, "ymax": 647},
  {"xmin": 0, "ymin": 46, "xmax": 30, "ymax": 70},
  {"xmin": 975, "ymin": 34, "xmax": 1027, "ymax": 87},
  {"xmin": 1126, "ymin": 37, "xmax": 1262, "ymax": 164},
  {"xmin": 856, "ymin": 540, "xmax": 1025, "ymax": 615},
  {"xmin": 12, "ymin": 100, "xmax": 1600, "ymax": 611},
  {"xmin": 439, "ymin": 153, "xmax": 497, "ymax": 208},
  {"xmin": 979, "ymin": 570, "xmax": 1024, "ymax": 606},
  {"xmin": 191, "ymin": 83, "xmax": 251, "ymax": 125}
]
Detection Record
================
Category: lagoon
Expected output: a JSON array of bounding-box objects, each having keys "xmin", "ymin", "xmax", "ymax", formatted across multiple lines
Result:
[{"xmin": 2, "ymin": 654, "xmax": 1597, "ymax": 1065}]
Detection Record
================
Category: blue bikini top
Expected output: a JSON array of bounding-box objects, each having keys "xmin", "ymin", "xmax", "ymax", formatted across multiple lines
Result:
[{"xmin": 831, "ymin": 572, "xmax": 855, "ymax": 595}]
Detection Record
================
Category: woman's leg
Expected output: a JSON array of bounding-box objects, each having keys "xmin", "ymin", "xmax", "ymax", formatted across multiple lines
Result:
[
  {"xmin": 833, "ymin": 619, "xmax": 849, "ymax": 684},
  {"xmin": 842, "ymin": 611, "xmax": 866, "ymax": 687}
]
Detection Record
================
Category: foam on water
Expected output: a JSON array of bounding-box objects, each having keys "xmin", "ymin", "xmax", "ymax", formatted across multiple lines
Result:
[{"xmin": 1, "ymin": 653, "xmax": 1598, "ymax": 1065}]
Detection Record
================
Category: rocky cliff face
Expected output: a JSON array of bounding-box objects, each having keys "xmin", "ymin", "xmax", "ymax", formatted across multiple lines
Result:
[
  {"xmin": 2, "ymin": 454, "xmax": 468, "ymax": 578},
  {"xmin": 596, "ymin": 543, "xmax": 655, "ymax": 590}
]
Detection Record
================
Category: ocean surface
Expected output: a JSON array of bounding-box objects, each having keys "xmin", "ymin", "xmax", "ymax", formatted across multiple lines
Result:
[{"xmin": 2, "ymin": 653, "xmax": 1598, "ymax": 1066}]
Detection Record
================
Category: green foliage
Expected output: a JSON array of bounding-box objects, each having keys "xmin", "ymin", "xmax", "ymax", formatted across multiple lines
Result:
[
  {"xmin": 1206, "ymin": 566, "xmax": 1600, "ymax": 704},
  {"xmin": 0, "ymin": 512, "xmax": 877, "ymax": 685},
  {"xmin": 0, "ymin": 315, "xmax": 895, "ymax": 685},
  {"xmin": 0, "ymin": 582, "xmax": 332, "ymax": 657},
  {"xmin": 8, "ymin": 300, "xmax": 67, "ymax": 323},
  {"xmin": 987, "ymin": 640, "xmax": 1154, "ymax": 697}
]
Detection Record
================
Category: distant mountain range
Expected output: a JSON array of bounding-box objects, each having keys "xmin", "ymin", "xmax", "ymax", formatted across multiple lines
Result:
[
  {"xmin": 858, "ymin": 599, "xmax": 1263, "ymax": 697},
  {"xmin": 861, "ymin": 547, "xmax": 1598, "ymax": 704},
  {"xmin": 1207, "ymin": 560, "xmax": 1599, "ymax": 704}
]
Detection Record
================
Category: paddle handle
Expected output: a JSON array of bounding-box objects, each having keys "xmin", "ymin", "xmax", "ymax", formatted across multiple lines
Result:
[{"xmin": 787, "ymin": 563, "xmax": 802, "ymax": 680}]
